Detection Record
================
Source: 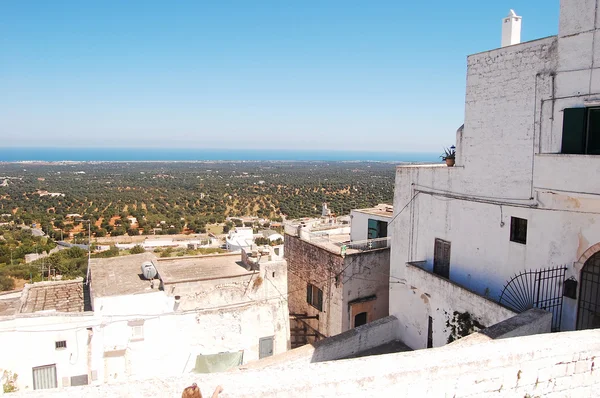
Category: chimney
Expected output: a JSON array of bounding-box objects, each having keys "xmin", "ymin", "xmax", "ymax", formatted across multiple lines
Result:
[{"xmin": 501, "ymin": 9, "xmax": 522, "ymax": 48}]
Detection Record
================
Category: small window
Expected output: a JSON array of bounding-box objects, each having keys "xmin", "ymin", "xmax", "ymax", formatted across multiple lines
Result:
[
  {"xmin": 306, "ymin": 283, "xmax": 323, "ymax": 311},
  {"xmin": 427, "ymin": 316, "xmax": 433, "ymax": 348},
  {"xmin": 55, "ymin": 340, "xmax": 67, "ymax": 350},
  {"xmin": 510, "ymin": 217, "xmax": 527, "ymax": 244},
  {"xmin": 354, "ymin": 312, "xmax": 367, "ymax": 327},
  {"xmin": 131, "ymin": 325, "xmax": 144, "ymax": 341},
  {"xmin": 128, "ymin": 320, "xmax": 145, "ymax": 341}
]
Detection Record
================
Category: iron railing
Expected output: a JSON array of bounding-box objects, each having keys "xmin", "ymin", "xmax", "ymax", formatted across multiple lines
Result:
[{"xmin": 499, "ymin": 266, "xmax": 567, "ymax": 332}]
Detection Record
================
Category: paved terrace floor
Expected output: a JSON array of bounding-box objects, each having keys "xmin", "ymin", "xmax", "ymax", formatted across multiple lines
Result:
[{"xmin": 154, "ymin": 254, "xmax": 252, "ymax": 284}]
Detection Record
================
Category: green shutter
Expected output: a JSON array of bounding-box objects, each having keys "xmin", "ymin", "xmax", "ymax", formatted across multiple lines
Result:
[
  {"xmin": 561, "ymin": 108, "xmax": 586, "ymax": 154},
  {"xmin": 307, "ymin": 283, "xmax": 312, "ymax": 305}
]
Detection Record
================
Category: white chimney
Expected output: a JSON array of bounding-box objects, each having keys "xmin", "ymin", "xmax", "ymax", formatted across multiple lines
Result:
[{"xmin": 501, "ymin": 9, "xmax": 522, "ymax": 47}]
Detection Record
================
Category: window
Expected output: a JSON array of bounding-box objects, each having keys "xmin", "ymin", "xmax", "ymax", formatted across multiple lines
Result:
[
  {"xmin": 368, "ymin": 219, "xmax": 388, "ymax": 239},
  {"xmin": 128, "ymin": 320, "xmax": 145, "ymax": 341},
  {"xmin": 510, "ymin": 217, "xmax": 527, "ymax": 244},
  {"xmin": 354, "ymin": 312, "xmax": 368, "ymax": 327},
  {"xmin": 32, "ymin": 364, "xmax": 57, "ymax": 390},
  {"xmin": 306, "ymin": 283, "xmax": 323, "ymax": 311},
  {"xmin": 561, "ymin": 107, "xmax": 600, "ymax": 154},
  {"xmin": 433, "ymin": 239, "xmax": 451, "ymax": 279},
  {"xmin": 55, "ymin": 340, "xmax": 67, "ymax": 350},
  {"xmin": 427, "ymin": 316, "xmax": 433, "ymax": 349}
]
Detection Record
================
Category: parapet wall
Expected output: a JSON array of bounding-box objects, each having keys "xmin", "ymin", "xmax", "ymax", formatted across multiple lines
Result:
[
  {"xmin": 19, "ymin": 328, "xmax": 600, "ymax": 397},
  {"xmin": 242, "ymin": 315, "xmax": 400, "ymax": 370}
]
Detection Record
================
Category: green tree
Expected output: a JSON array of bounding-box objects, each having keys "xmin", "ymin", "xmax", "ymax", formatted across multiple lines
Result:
[{"xmin": 130, "ymin": 245, "xmax": 145, "ymax": 254}]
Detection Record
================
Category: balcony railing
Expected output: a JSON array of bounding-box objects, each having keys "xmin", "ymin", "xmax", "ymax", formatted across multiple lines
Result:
[{"xmin": 338, "ymin": 237, "xmax": 391, "ymax": 252}]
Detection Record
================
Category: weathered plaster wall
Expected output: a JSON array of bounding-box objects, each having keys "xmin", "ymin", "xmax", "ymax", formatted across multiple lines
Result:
[
  {"xmin": 284, "ymin": 235, "xmax": 344, "ymax": 340},
  {"xmin": 19, "ymin": 328, "xmax": 600, "ymax": 397},
  {"xmin": 0, "ymin": 314, "xmax": 97, "ymax": 392},
  {"xmin": 242, "ymin": 316, "xmax": 400, "ymax": 371},
  {"xmin": 342, "ymin": 249, "xmax": 390, "ymax": 331},
  {"xmin": 90, "ymin": 260, "xmax": 290, "ymax": 384},
  {"xmin": 390, "ymin": 1, "xmax": 600, "ymax": 337},
  {"xmin": 394, "ymin": 263, "xmax": 516, "ymax": 350},
  {"xmin": 91, "ymin": 297, "xmax": 289, "ymax": 384}
]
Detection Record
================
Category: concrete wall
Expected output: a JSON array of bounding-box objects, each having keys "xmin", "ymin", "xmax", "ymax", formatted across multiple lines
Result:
[
  {"xmin": 242, "ymin": 316, "xmax": 400, "ymax": 371},
  {"xmin": 20, "ymin": 328, "xmax": 600, "ymax": 397},
  {"xmin": 393, "ymin": 263, "xmax": 516, "ymax": 350},
  {"xmin": 0, "ymin": 314, "xmax": 97, "ymax": 392},
  {"xmin": 342, "ymin": 249, "xmax": 390, "ymax": 331}
]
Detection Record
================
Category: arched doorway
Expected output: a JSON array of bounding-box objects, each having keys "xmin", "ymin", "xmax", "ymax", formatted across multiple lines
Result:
[{"xmin": 577, "ymin": 251, "xmax": 600, "ymax": 330}]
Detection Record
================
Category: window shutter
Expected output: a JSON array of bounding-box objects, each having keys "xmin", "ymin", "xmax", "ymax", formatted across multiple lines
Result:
[
  {"xmin": 317, "ymin": 288, "xmax": 323, "ymax": 311},
  {"xmin": 561, "ymin": 108, "xmax": 586, "ymax": 154},
  {"xmin": 307, "ymin": 284, "xmax": 312, "ymax": 305}
]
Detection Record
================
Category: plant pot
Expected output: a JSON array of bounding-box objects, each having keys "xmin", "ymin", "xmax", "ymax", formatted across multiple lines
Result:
[{"xmin": 445, "ymin": 158, "xmax": 455, "ymax": 167}]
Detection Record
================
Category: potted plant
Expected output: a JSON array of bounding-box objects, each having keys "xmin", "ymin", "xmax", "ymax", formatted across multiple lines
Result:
[{"xmin": 441, "ymin": 146, "xmax": 456, "ymax": 167}]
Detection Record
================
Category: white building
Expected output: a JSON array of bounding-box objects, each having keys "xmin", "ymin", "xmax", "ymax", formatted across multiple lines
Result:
[
  {"xmin": 390, "ymin": 0, "xmax": 600, "ymax": 350},
  {"xmin": 88, "ymin": 250, "xmax": 289, "ymax": 383},
  {"xmin": 350, "ymin": 203, "xmax": 393, "ymax": 242},
  {"xmin": 225, "ymin": 227, "xmax": 254, "ymax": 252},
  {"xmin": 0, "ymin": 279, "xmax": 97, "ymax": 392}
]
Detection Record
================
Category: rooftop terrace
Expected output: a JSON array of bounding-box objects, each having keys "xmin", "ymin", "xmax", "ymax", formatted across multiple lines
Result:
[
  {"xmin": 89, "ymin": 252, "xmax": 158, "ymax": 297},
  {"xmin": 154, "ymin": 254, "xmax": 253, "ymax": 284}
]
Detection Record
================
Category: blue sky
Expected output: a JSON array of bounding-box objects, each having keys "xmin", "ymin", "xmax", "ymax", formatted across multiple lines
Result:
[{"xmin": 1, "ymin": 1, "xmax": 559, "ymax": 151}]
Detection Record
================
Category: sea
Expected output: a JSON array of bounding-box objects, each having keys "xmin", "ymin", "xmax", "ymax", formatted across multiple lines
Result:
[{"xmin": 0, "ymin": 147, "xmax": 439, "ymax": 163}]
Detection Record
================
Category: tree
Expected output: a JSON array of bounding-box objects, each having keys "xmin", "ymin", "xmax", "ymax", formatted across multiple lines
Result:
[{"xmin": 130, "ymin": 245, "xmax": 145, "ymax": 254}]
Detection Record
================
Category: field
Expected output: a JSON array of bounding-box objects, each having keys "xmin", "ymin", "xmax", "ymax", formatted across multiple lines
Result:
[{"xmin": 0, "ymin": 161, "xmax": 396, "ymax": 239}]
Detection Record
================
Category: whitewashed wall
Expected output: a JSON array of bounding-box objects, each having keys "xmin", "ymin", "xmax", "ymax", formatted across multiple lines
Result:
[
  {"xmin": 349, "ymin": 210, "xmax": 391, "ymax": 242},
  {"xmin": 91, "ymin": 260, "xmax": 290, "ymax": 384},
  {"xmin": 0, "ymin": 314, "xmax": 97, "ymax": 392},
  {"xmin": 390, "ymin": 0, "xmax": 600, "ymax": 339}
]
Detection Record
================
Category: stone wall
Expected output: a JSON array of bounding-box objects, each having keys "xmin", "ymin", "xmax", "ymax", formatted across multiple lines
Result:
[
  {"xmin": 18, "ymin": 328, "xmax": 600, "ymax": 397},
  {"xmin": 284, "ymin": 234, "xmax": 344, "ymax": 342}
]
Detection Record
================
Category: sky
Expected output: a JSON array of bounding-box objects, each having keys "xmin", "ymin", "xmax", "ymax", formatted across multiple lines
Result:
[{"xmin": 1, "ymin": 1, "xmax": 560, "ymax": 152}]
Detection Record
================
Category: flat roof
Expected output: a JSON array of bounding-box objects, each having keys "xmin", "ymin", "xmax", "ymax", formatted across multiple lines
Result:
[
  {"xmin": 0, "ymin": 292, "xmax": 21, "ymax": 317},
  {"xmin": 352, "ymin": 204, "xmax": 394, "ymax": 218},
  {"xmin": 90, "ymin": 252, "xmax": 159, "ymax": 298},
  {"xmin": 20, "ymin": 279, "xmax": 85, "ymax": 314},
  {"xmin": 154, "ymin": 254, "xmax": 252, "ymax": 284}
]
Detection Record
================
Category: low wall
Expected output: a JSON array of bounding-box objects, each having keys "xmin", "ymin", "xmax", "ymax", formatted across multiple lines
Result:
[
  {"xmin": 393, "ymin": 263, "xmax": 517, "ymax": 349},
  {"xmin": 18, "ymin": 328, "xmax": 600, "ymax": 397},
  {"xmin": 241, "ymin": 316, "xmax": 399, "ymax": 370}
]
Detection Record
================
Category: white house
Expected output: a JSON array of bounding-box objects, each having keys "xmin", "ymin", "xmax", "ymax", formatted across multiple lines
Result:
[
  {"xmin": 350, "ymin": 204, "xmax": 393, "ymax": 242},
  {"xmin": 0, "ymin": 279, "xmax": 98, "ymax": 392},
  {"xmin": 390, "ymin": 0, "xmax": 600, "ymax": 350},
  {"xmin": 88, "ymin": 250, "xmax": 289, "ymax": 383}
]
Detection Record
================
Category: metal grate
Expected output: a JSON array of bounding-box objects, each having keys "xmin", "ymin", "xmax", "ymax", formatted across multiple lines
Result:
[
  {"xmin": 577, "ymin": 252, "xmax": 600, "ymax": 330},
  {"xmin": 499, "ymin": 266, "xmax": 567, "ymax": 332},
  {"xmin": 32, "ymin": 364, "xmax": 57, "ymax": 390}
]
